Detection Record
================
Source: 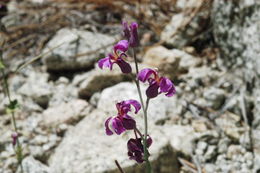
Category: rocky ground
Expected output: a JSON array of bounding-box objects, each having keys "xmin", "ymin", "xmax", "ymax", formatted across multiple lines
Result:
[{"xmin": 0, "ymin": 0, "xmax": 260, "ymax": 173}]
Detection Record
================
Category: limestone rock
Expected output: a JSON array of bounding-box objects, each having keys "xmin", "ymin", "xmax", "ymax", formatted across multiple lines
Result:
[
  {"xmin": 49, "ymin": 82, "xmax": 195, "ymax": 173},
  {"xmin": 42, "ymin": 99, "xmax": 91, "ymax": 126},
  {"xmin": 16, "ymin": 156, "xmax": 50, "ymax": 173},
  {"xmin": 143, "ymin": 46, "xmax": 201, "ymax": 79},
  {"xmin": 77, "ymin": 65, "xmax": 131, "ymax": 99},
  {"xmin": 42, "ymin": 28, "xmax": 115, "ymax": 71}
]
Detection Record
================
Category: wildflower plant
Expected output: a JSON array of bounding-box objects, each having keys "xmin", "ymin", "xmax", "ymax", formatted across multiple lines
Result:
[{"xmin": 98, "ymin": 21, "xmax": 176, "ymax": 173}]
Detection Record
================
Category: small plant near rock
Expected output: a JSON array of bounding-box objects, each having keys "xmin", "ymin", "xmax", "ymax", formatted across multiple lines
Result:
[
  {"xmin": 98, "ymin": 21, "xmax": 176, "ymax": 173},
  {"xmin": 0, "ymin": 48, "xmax": 24, "ymax": 172}
]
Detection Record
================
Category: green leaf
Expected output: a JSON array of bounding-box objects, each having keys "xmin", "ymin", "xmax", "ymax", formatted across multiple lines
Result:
[
  {"xmin": 0, "ymin": 60, "xmax": 4, "ymax": 69},
  {"xmin": 6, "ymin": 99, "xmax": 19, "ymax": 114}
]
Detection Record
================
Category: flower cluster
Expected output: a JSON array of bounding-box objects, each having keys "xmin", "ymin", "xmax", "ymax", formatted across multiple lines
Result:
[
  {"xmin": 98, "ymin": 21, "xmax": 176, "ymax": 165},
  {"xmin": 105, "ymin": 99, "xmax": 141, "ymax": 135}
]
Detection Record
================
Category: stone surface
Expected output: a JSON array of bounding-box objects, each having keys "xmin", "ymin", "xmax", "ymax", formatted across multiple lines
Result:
[
  {"xmin": 160, "ymin": 0, "xmax": 210, "ymax": 48},
  {"xmin": 212, "ymin": 0, "xmax": 260, "ymax": 131},
  {"xmin": 142, "ymin": 46, "xmax": 201, "ymax": 79},
  {"xmin": 42, "ymin": 28, "xmax": 115, "ymax": 71},
  {"xmin": 203, "ymin": 87, "xmax": 225, "ymax": 110},
  {"xmin": 77, "ymin": 65, "xmax": 131, "ymax": 99},
  {"xmin": 17, "ymin": 71, "xmax": 53, "ymax": 108},
  {"xmin": 49, "ymin": 82, "xmax": 195, "ymax": 173},
  {"xmin": 215, "ymin": 112, "xmax": 243, "ymax": 141},
  {"xmin": 16, "ymin": 156, "xmax": 50, "ymax": 173},
  {"xmin": 42, "ymin": 99, "xmax": 91, "ymax": 126}
]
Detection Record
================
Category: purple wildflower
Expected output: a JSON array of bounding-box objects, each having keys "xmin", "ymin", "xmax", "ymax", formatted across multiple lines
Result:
[
  {"xmin": 122, "ymin": 21, "xmax": 139, "ymax": 47},
  {"xmin": 138, "ymin": 68, "xmax": 176, "ymax": 98},
  {"xmin": 105, "ymin": 99, "xmax": 141, "ymax": 135},
  {"xmin": 11, "ymin": 132, "xmax": 18, "ymax": 146},
  {"xmin": 127, "ymin": 136, "xmax": 152, "ymax": 163},
  {"xmin": 98, "ymin": 40, "xmax": 132, "ymax": 73}
]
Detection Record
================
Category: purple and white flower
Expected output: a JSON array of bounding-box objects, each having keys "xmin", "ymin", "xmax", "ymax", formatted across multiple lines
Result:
[
  {"xmin": 98, "ymin": 40, "xmax": 131, "ymax": 73},
  {"xmin": 138, "ymin": 68, "xmax": 176, "ymax": 98},
  {"xmin": 105, "ymin": 99, "xmax": 141, "ymax": 135}
]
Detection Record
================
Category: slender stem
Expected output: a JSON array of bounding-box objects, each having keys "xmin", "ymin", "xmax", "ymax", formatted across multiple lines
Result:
[
  {"xmin": 0, "ymin": 50, "xmax": 24, "ymax": 173},
  {"xmin": 132, "ymin": 48, "xmax": 152, "ymax": 173},
  {"xmin": 115, "ymin": 160, "xmax": 125, "ymax": 173}
]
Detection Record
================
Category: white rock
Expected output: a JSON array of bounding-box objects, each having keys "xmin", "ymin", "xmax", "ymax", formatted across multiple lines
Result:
[
  {"xmin": 42, "ymin": 28, "xmax": 115, "ymax": 71},
  {"xmin": 49, "ymin": 82, "xmax": 195, "ymax": 173},
  {"xmin": 42, "ymin": 99, "xmax": 91, "ymax": 126}
]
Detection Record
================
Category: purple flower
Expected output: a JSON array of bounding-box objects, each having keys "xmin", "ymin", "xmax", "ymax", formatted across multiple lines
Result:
[
  {"xmin": 127, "ymin": 136, "xmax": 152, "ymax": 163},
  {"xmin": 105, "ymin": 99, "xmax": 141, "ymax": 135},
  {"xmin": 98, "ymin": 40, "xmax": 132, "ymax": 73},
  {"xmin": 138, "ymin": 68, "xmax": 176, "ymax": 98},
  {"xmin": 11, "ymin": 132, "xmax": 18, "ymax": 146},
  {"xmin": 122, "ymin": 21, "xmax": 139, "ymax": 47}
]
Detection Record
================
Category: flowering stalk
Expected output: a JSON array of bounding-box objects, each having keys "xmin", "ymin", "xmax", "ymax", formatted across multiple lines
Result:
[
  {"xmin": 0, "ymin": 49, "xmax": 24, "ymax": 173},
  {"xmin": 99, "ymin": 21, "xmax": 176, "ymax": 173},
  {"xmin": 132, "ymin": 47, "xmax": 152, "ymax": 173}
]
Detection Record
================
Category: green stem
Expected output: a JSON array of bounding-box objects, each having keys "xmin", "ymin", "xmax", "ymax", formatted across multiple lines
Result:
[
  {"xmin": 0, "ymin": 50, "xmax": 24, "ymax": 173},
  {"xmin": 132, "ymin": 48, "xmax": 152, "ymax": 173}
]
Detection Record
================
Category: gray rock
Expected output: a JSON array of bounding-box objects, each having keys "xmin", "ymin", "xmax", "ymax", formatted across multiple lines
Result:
[
  {"xmin": 42, "ymin": 28, "xmax": 115, "ymax": 71},
  {"xmin": 142, "ymin": 46, "xmax": 201, "ymax": 79},
  {"xmin": 215, "ymin": 112, "xmax": 243, "ymax": 141},
  {"xmin": 142, "ymin": 46, "xmax": 180, "ymax": 79},
  {"xmin": 49, "ymin": 82, "xmax": 195, "ymax": 173},
  {"xmin": 49, "ymin": 77, "xmax": 78, "ymax": 107},
  {"xmin": 17, "ymin": 71, "xmax": 53, "ymax": 108},
  {"xmin": 42, "ymin": 99, "xmax": 91, "ymax": 126},
  {"xmin": 203, "ymin": 87, "xmax": 226, "ymax": 110},
  {"xmin": 77, "ymin": 65, "xmax": 131, "ymax": 99},
  {"xmin": 204, "ymin": 145, "xmax": 217, "ymax": 161},
  {"xmin": 16, "ymin": 156, "xmax": 49, "ymax": 173},
  {"xmin": 160, "ymin": 1, "xmax": 211, "ymax": 48},
  {"xmin": 218, "ymin": 138, "xmax": 231, "ymax": 154},
  {"xmin": 212, "ymin": 0, "xmax": 260, "ymax": 129}
]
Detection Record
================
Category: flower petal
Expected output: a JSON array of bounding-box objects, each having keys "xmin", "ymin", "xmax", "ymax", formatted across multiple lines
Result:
[
  {"xmin": 165, "ymin": 84, "xmax": 176, "ymax": 97},
  {"xmin": 146, "ymin": 82, "xmax": 159, "ymax": 98},
  {"xmin": 137, "ymin": 68, "xmax": 157, "ymax": 82},
  {"xmin": 124, "ymin": 99, "xmax": 141, "ymax": 114},
  {"xmin": 147, "ymin": 135, "xmax": 153, "ymax": 148},
  {"xmin": 159, "ymin": 77, "xmax": 173, "ymax": 93},
  {"xmin": 112, "ymin": 117, "xmax": 125, "ymax": 135},
  {"xmin": 105, "ymin": 117, "xmax": 113, "ymax": 136},
  {"xmin": 116, "ymin": 59, "xmax": 132, "ymax": 73},
  {"xmin": 122, "ymin": 21, "xmax": 130, "ymax": 39},
  {"xmin": 98, "ymin": 57, "xmax": 112, "ymax": 70},
  {"xmin": 114, "ymin": 40, "xmax": 129, "ymax": 52},
  {"xmin": 129, "ymin": 22, "xmax": 139, "ymax": 47},
  {"xmin": 122, "ymin": 114, "xmax": 136, "ymax": 130}
]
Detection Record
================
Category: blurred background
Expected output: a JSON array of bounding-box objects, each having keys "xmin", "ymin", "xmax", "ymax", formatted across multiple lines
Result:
[{"xmin": 0, "ymin": 0, "xmax": 260, "ymax": 172}]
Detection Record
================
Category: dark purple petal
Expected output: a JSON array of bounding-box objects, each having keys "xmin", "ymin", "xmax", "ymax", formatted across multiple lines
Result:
[
  {"xmin": 124, "ymin": 99, "xmax": 141, "ymax": 114},
  {"xmin": 98, "ymin": 57, "xmax": 113, "ymax": 70},
  {"xmin": 159, "ymin": 77, "xmax": 173, "ymax": 93},
  {"xmin": 137, "ymin": 68, "xmax": 157, "ymax": 82},
  {"xmin": 116, "ymin": 59, "xmax": 132, "ymax": 73},
  {"xmin": 105, "ymin": 117, "xmax": 113, "ymax": 136},
  {"xmin": 127, "ymin": 138, "xmax": 144, "ymax": 163},
  {"xmin": 129, "ymin": 22, "xmax": 139, "ymax": 47},
  {"xmin": 122, "ymin": 114, "xmax": 136, "ymax": 130},
  {"xmin": 122, "ymin": 21, "xmax": 130, "ymax": 39},
  {"xmin": 147, "ymin": 135, "xmax": 153, "ymax": 148},
  {"xmin": 114, "ymin": 40, "xmax": 129, "ymax": 52},
  {"xmin": 146, "ymin": 82, "xmax": 160, "ymax": 98},
  {"xmin": 11, "ymin": 132, "xmax": 18, "ymax": 146},
  {"xmin": 127, "ymin": 138, "xmax": 142, "ymax": 152},
  {"xmin": 112, "ymin": 117, "xmax": 125, "ymax": 135},
  {"xmin": 165, "ymin": 84, "xmax": 176, "ymax": 97}
]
